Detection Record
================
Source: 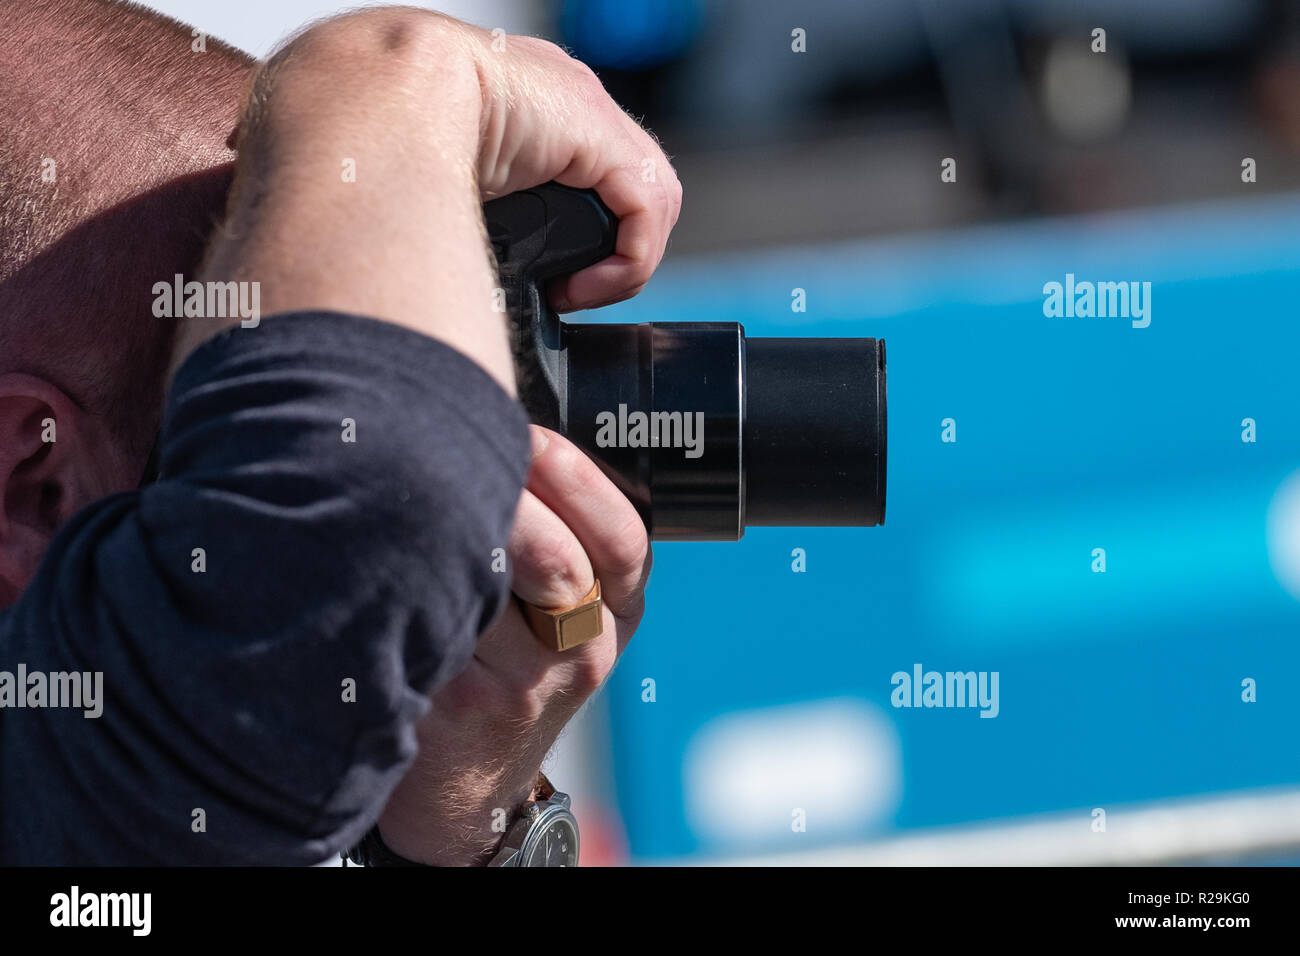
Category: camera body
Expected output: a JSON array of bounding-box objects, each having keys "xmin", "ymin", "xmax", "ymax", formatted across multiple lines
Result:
[{"xmin": 484, "ymin": 183, "xmax": 886, "ymax": 541}]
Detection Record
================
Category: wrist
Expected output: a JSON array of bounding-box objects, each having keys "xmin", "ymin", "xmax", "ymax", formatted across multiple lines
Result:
[
  {"xmin": 377, "ymin": 767, "xmax": 539, "ymax": 867},
  {"xmin": 196, "ymin": 9, "xmax": 516, "ymax": 393},
  {"xmin": 251, "ymin": 10, "xmax": 483, "ymax": 163}
]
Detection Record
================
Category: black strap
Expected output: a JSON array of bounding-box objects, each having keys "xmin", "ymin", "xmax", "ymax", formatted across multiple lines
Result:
[{"xmin": 343, "ymin": 825, "xmax": 430, "ymax": 867}]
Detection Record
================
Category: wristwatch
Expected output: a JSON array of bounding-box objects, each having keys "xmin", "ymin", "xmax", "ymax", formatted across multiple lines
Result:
[
  {"xmin": 487, "ymin": 773, "xmax": 580, "ymax": 867},
  {"xmin": 344, "ymin": 773, "xmax": 579, "ymax": 867}
]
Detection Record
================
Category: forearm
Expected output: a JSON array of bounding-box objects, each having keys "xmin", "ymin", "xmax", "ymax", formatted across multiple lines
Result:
[
  {"xmin": 182, "ymin": 10, "xmax": 515, "ymax": 393},
  {"xmin": 1, "ymin": 311, "xmax": 533, "ymax": 864}
]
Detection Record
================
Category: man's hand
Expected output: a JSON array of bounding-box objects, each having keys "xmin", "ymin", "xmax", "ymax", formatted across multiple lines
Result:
[
  {"xmin": 375, "ymin": 426, "xmax": 651, "ymax": 865},
  {"xmin": 187, "ymin": 7, "xmax": 681, "ymax": 391},
  {"xmin": 189, "ymin": 7, "xmax": 675, "ymax": 863},
  {"xmin": 289, "ymin": 8, "xmax": 683, "ymax": 312},
  {"xmin": 457, "ymin": 22, "xmax": 684, "ymax": 312}
]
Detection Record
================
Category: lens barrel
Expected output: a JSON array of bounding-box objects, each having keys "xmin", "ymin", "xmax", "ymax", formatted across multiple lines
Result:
[{"xmin": 558, "ymin": 322, "xmax": 886, "ymax": 541}]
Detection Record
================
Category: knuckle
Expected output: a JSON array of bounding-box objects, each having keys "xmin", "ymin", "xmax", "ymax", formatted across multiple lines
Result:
[
  {"xmin": 547, "ymin": 437, "xmax": 603, "ymax": 493},
  {"xmin": 517, "ymin": 34, "xmax": 562, "ymax": 54},
  {"xmin": 618, "ymin": 592, "xmax": 647, "ymax": 626},
  {"xmin": 623, "ymin": 273, "xmax": 652, "ymax": 300},
  {"xmin": 514, "ymin": 532, "xmax": 587, "ymax": 601},
  {"xmin": 567, "ymin": 53, "xmax": 601, "ymax": 83},
  {"xmin": 519, "ymin": 35, "xmax": 593, "ymax": 75},
  {"xmin": 606, "ymin": 513, "xmax": 650, "ymax": 582},
  {"xmin": 667, "ymin": 174, "xmax": 684, "ymax": 215},
  {"xmin": 569, "ymin": 61, "xmax": 609, "ymax": 107},
  {"xmin": 598, "ymin": 282, "xmax": 647, "ymax": 309},
  {"xmin": 612, "ymin": 236, "xmax": 656, "ymax": 288}
]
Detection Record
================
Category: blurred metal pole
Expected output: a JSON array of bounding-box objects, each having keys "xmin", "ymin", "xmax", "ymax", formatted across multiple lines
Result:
[{"xmin": 915, "ymin": 0, "xmax": 1044, "ymax": 212}]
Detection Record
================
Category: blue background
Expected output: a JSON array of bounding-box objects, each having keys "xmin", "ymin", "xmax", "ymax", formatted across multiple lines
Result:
[{"xmin": 596, "ymin": 193, "xmax": 1300, "ymax": 859}]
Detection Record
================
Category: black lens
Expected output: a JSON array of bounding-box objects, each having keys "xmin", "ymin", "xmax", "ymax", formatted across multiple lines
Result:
[
  {"xmin": 555, "ymin": 322, "xmax": 886, "ymax": 540},
  {"xmin": 744, "ymin": 337, "xmax": 886, "ymax": 528}
]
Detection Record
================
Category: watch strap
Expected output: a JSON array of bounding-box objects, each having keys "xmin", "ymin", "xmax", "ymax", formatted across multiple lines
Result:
[{"xmin": 344, "ymin": 825, "xmax": 428, "ymax": 867}]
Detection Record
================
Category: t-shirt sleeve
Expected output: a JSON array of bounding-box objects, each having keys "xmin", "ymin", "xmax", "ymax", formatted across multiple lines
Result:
[{"xmin": 0, "ymin": 311, "xmax": 531, "ymax": 864}]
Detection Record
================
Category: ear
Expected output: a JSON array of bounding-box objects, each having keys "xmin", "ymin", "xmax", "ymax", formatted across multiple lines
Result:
[{"xmin": 0, "ymin": 374, "xmax": 124, "ymax": 606}]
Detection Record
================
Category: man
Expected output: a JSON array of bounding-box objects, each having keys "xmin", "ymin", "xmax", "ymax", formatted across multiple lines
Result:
[{"xmin": 0, "ymin": 0, "xmax": 680, "ymax": 864}]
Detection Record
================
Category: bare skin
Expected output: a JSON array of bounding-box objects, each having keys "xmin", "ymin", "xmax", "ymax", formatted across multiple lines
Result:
[{"xmin": 2, "ymin": 3, "xmax": 677, "ymax": 864}]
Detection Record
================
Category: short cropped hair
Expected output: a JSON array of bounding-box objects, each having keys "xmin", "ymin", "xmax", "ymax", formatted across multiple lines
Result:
[{"xmin": 0, "ymin": 0, "xmax": 251, "ymax": 453}]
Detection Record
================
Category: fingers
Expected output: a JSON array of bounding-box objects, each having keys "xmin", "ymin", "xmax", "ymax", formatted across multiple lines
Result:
[
  {"xmin": 470, "ymin": 428, "xmax": 648, "ymax": 698},
  {"xmin": 471, "ymin": 29, "xmax": 682, "ymax": 312},
  {"xmin": 551, "ymin": 153, "xmax": 682, "ymax": 313},
  {"xmin": 470, "ymin": 490, "xmax": 592, "ymax": 694},
  {"xmin": 507, "ymin": 487, "xmax": 594, "ymax": 610},
  {"xmin": 522, "ymin": 427, "xmax": 650, "ymax": 625},
  {"xmin": 474, "ymin": 478, "xmax": 617, "ymax": 694},
  {"xmin": 541, "ymin": 59, "xmax": 681, "ymax": 312}
]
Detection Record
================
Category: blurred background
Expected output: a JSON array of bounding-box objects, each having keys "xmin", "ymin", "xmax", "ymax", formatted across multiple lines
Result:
[{"xmin": 149, "ymin": 0, "xmax": 1300, "ymax": 864}]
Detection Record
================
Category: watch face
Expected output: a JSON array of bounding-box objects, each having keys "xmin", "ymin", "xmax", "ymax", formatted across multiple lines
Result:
[{"xmin": 522, "ymin": 812, "xmax": 579, "ymax": 867}]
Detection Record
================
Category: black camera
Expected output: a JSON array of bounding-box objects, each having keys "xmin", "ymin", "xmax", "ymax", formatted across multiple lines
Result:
[{"xmin": 484, "ymin": 183, "xmax": 887, "ymax": 541}]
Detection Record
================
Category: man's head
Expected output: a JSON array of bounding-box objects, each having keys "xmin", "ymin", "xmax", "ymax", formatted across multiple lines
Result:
[{"xmin": 0, "ymin": 0, "xmax": 251, "ymax": 604}]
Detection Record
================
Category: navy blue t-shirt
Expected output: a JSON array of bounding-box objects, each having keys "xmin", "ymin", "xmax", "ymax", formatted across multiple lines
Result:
[{"xmin": 0, "ymin": 311, "xmax": 531, "ymax": 864}]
